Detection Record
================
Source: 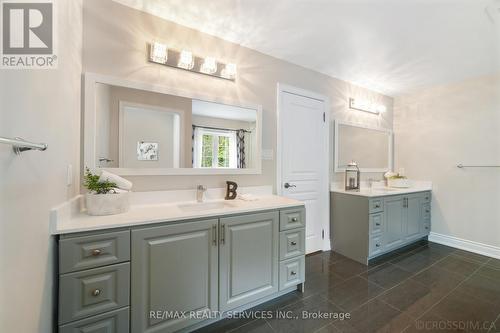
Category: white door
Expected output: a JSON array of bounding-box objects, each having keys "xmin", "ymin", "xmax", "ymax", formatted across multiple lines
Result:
[{"xmin": 278, "ymin": 86, "xmax": 329, "ymax": 253}]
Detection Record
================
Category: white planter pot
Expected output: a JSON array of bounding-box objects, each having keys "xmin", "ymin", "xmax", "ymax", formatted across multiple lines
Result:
[
  {"xmin": 85, "ymin": 192, "xmax": 130, "ymax": 216},
  {"xmin": 387, "ymin": 178, "xmax": 410, "ymax": 188}
]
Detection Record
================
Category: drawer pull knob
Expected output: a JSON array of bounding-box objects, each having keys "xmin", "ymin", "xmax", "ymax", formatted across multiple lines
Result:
[
  {"xmin": 374, "ymin": 204, "xmax": 380, "ymax": 208},
  {"xmin": 425, "ymin": 226, "xmax": 429, "ymax": 230},
  {"xmin": 290, "ymin": 271, "xmax": 297, "ymax": 276},
  {"xmin": 376, "ymin": 243, "xmax": 381, "ymax": 247},
  {"xmin": 426, "ymin": 210, "xmax": 430, "ymax": 213},
  {"xmin": 291, "ymin": 217, "xmax": 298, "ymax": 222},
  {"xmin": 92, "ymin": 289, "xmax": 101, "ymax": 297},
  {"xmin": 375, "ymin": 223, "xmax": 381, "ymax": 226},
  {"xmin": 291, "ymin": 241, "xmax": 297, "ymax": 246},
  {"xmin": 91, "ymin": 249, "xmax": 101, "ymax": 256}
]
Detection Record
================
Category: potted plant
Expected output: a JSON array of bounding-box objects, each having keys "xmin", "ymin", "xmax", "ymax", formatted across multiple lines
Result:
[{"xmin": 83, "ymin": 168, "xmax": 130, "ymax": 216}]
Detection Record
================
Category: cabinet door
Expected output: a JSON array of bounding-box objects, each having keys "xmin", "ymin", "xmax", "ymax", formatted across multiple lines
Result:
[
  {"xmin": 219, "ymin": 211, "xmax": 279, "ymax": 311},
  {"xmin": 384, "ymin": 196, "xmax": 405, "ymax": 250},
  {"xmin": 405, "ymin": 194, "xmax": 422, "ymax": 240},
  {"xmin": 131, "ymin": 219, "xmax": 218, "ymax": 333}
]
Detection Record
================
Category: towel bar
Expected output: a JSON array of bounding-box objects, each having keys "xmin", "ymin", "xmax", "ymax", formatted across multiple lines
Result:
[
  {"xmin": 457, "ymin": 164, "xmax": 500, "ymax": 168},
  {"xmin": 0, "ymin": 136, "xmax": 48, "ymax": 154}
]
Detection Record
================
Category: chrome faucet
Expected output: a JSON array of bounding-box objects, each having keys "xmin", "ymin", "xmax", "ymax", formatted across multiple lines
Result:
[{"xmin": 196, "ymin": 185, "xmax": 207, "ymax": 202}]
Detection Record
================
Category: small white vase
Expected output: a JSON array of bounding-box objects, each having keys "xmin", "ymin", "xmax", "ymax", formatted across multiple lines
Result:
[
  {"xmin": 387, "ymin": 178, "xmax": 410, "ymax": 188},
  {"xmin": 85, "ymin": 192, "xmax": 130, "ymax": 216}
]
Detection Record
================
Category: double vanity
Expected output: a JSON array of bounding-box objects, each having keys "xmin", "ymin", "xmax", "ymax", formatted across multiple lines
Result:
[
  {"xmin": 52, "ymin": 189, "xmax": 305, "ymax": 333},
  {"xmin": 330, "ymin": 183, "xmax": 432, "ymax": 265}
]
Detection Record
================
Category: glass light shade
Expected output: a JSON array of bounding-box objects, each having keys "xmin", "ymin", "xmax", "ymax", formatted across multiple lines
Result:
[
  {"xmin": 200, "ymin": 57, "xmax": 217, "ymax": 74},
  {"xmin": 349, "ymin": 98, "xmax": 385, "ymax": 115},
  {"xmin": 150, "ymin": 41, "xmax": 168, "ymax": 64},
  {"xmin": 178, "ymin": 50, "xmax": 194, "ymax": 70},
  {"xmin": 221, "ymin": 63, "xmax": 237, "ymax": 80}
]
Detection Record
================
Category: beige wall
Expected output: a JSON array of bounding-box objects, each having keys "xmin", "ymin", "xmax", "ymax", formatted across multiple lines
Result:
[
  {"xmin": 0, "ymin": 1, "xmax": 83, "ymax": 332},
  {"xmin": 394, "ymin": 75, "xmax": 500, "ymax": 248},
  {"xmin": 83, "ymin": 0, "xmax": 393, "ymax": 191}
]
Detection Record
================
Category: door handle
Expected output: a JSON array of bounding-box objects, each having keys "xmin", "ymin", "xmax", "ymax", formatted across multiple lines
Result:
[
  {"xmin": 212, "ymin": 224, "xmax": 217, "ymax": 246},
  {"xmin": 284, "ymin": 182, "xmax": 296, "ymax": 189},
  {"xmin": 220, "ymin": 224, "xmax": 225, "ymax": 245}
]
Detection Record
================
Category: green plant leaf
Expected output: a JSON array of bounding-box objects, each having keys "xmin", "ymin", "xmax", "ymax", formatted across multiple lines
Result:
[{"xmin": 83, "ymin": 167, "xmax": 117, "ymax": 194}]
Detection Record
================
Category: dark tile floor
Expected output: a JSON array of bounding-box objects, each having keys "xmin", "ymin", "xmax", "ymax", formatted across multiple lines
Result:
[{"xmin": 198, "ymin": 242, "xmax": 500, "ymax": 333}]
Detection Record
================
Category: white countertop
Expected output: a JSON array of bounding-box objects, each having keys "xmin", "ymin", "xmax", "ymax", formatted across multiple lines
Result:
[
  {"xmin": 50, "ymin": 188, "xmax": 303, "ymax": 235},
  {"xmin": 330, "ymin": 181, "xmax": 432, "ymax": 198}
]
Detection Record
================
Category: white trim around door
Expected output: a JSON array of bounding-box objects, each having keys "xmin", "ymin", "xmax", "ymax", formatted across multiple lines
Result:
[{"xmin": 277, "ymin": 83, "xmax": 330, "ymax": 252}]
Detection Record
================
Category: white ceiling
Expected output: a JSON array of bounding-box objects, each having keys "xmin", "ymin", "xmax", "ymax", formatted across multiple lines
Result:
[{"xmin": 114, "ymin": 0, "xmax": 499, "ymax": 96}]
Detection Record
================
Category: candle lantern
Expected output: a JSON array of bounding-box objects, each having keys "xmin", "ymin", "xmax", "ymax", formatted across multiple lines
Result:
[{"xmin": 345, "ymin": 161, "xmax": 360, "ymax": 191}]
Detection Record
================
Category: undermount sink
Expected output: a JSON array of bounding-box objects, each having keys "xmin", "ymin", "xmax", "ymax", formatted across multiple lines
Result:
[
  {"xmin": 371, "ymin": 187, "xmax": 400, "ymax": 192},
  {"xmin": 177, "ymin": 201, "xmax": 233, "ymax": 212}
]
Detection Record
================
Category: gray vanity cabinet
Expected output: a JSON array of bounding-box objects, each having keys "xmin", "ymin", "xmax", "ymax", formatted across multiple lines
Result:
[
  {"xmin": 58, "ymin": 206, "xmax": 304, "ymax": 333},
  {"xmin": 219, "ymin": 211, "xmax": 279, "ymax": 311},
  {"xmin": 331, "ymin": 191, "xmax": 431, "ymax": 264},
  {"xmin": 131, "ymin": 219, "xmax": 219, "ymax": 333}
]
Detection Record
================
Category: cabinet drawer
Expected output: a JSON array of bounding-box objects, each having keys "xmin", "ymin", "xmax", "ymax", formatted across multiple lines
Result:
[
  {"xmin": 369, "ymin": 213, "xmax": 384, "ymax": 235},
  {"xmin": 369, "ymin": 235, "xmax": 384, "ymax": 257},
  {"xmin": 279, "ymin": 229, "xmax": 305, "ymax": 260},
  {"xmin": 422, "ymin": 192, "xmax": 431, "ymax": 203},
  {"xmin": 59, "ymin": 263, "xmax": 130, "ymax": 324},
  {"xmin": 59, "ymin": 307, "xmax": 129, "ymax": 333},
  {"xmin": 369, "ymin": 199, "xmax": 383, "ymax": 214},
  {"xmin": 422, "ymin": 203, "xmax": 431, "ymax": 219},
  {"xmin": 59, "ymin": 230, "xmax": 130, "ymax": 274},
  {"xmin": 279, "ymin": 256, "xmax": 305, "ymax": 291},
  {"xmin": 423, "ymin": 220, "xmax": 431, "ymax": 234},
  {"xmin": 279, "ymin": 207, "xmax": 305, "ymax": 231}
]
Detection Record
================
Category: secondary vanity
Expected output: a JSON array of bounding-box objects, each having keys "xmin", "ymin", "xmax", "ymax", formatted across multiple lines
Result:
[
  {"xmin": 330, "ymin": 187, "xmax": 431, "ymax": 264},
  {"xmin": 331, "ymin": 121, "xmax": 432, "ymax": 264},
  {"xmin": 51, "ymin": 74, "xmax": 305, "ymax": 333}
]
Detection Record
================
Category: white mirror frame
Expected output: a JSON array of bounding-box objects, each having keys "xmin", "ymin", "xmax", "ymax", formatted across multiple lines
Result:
[
  {"xmin": 334, "ymin": 120, "xmax": 393, "ymax": 173},
  {"xmin": 84, "ymin": 72, "xmax": 262, "ymax": 176}
]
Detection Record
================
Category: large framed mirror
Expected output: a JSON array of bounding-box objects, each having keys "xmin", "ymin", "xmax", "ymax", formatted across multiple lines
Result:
[
  {"xmin": 334, "ymin": 121, "xmax": 393, "ymax": 172},
  {"xmin": 84, "ymin": 73, "xmax": 262, "ymax": 175}
]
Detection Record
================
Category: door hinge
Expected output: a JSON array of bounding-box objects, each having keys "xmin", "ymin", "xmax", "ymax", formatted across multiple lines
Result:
[
  {"xmin": 322, "ymin": 229, "xmax": 325, "ymax": 239},
  {"xmin": 323, "ymin": 112, "xmax": 326, "ymax": 123}
]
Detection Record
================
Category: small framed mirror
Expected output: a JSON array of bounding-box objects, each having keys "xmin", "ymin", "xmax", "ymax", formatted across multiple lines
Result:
[
  {"xmin": 84, "ymin": 73, "xmax": 262, "ymax": 175},
  {"xmin": 334, "ymin": 121, "xmax": 393, "ymax": 172}
]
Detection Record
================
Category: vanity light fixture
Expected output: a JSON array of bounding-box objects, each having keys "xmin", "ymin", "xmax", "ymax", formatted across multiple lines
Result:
[
  {"xmin": 178, "ymin": 50, "xmax": 194, "ymax": 70},
  {"xmin": 200, "ymin": 57, "xmax": 217, "ymax": 75},
  {"xmin": 149, "ymin": 41, "xmax": 168, "ymax": 64},
  {"xmin": 221, "ymin": 63, "xmax": 237, "ymax": 80},
  {"xmin": 349, "ymin": 98, "xmax": 386, "ymax": 115},
  {"xmin": 147, "ymin": 41, "xmax": 236, "ymax": 81}
]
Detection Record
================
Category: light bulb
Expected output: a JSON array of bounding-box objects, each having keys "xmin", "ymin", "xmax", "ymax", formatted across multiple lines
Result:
[
  {"xmin": 221, "ymin": 63, "xmax": 237, "ymax": 80},
  {"xmin": 149, "ymin": 41, "xmax": 168, "ymax": 64},
  {"xmin": 178, "ymin": 50, "xmax": 194, "ymax": 70},
  {"xmin": 200, "ymin": 57, "xmax": 217, "ymax": 74}
]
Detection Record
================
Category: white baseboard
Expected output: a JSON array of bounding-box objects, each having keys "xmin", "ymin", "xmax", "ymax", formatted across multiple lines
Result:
[{"xmin": 429, "ymin": 232, "xmax": 500, "ymax": 260}]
